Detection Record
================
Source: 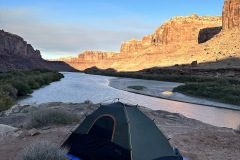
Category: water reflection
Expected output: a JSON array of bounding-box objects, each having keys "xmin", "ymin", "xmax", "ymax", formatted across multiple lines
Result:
[{"xmin": 19, "ymin": 72, "xmax": 240, "ymax": 129}]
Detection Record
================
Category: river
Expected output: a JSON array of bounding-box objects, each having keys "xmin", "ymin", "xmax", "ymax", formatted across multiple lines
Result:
[{"xmin": 19, "ymin": 72, "xmax": 240, "ymax": 129}]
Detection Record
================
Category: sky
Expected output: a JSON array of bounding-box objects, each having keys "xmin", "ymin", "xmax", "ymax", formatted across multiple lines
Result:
[{"xmin": 0, "ymin": 0, "xmax": 225, "ymax": 59}]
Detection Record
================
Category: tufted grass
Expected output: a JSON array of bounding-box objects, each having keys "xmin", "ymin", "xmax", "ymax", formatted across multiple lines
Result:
[
  {"xmin": 24, "ymin": 107, "xmax": 79, "ymax": 129},
  {"xmin": 16, "ymin": 140, "xmax": 68, "ymax": 160}
]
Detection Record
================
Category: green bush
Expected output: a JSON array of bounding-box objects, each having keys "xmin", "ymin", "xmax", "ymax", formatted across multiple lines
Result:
[
  {"xmin": 12, "ymin": 82, "xmax": 33, "ymax": 96},
  {"xmin": 24, "ymin": 108, "xmax": 79, "ymax": 129},
  {"xmin": 27, "ymin": 78, "xmax": 40, "ymax": 89},
  {"xmin": 34, "ymin": 76, "xmax": 45, "ymax": 86},
  {"xmin": 0, "ymin": 70, "xmax": 64, "ymax": 112},
  {"xmin": 0, "ymin": 84, "xmax": 18, "ymax": 98},
  {"xmin": 16, "ymin": 140, "xmax": 67, "ymax": 160},
  {"xmin": 173, "ymin": 81, "xmax": 240, "ymax": 106},
  {"xmin": 0, "ymin": 90, "xmax": 15, "ymax": 112}
]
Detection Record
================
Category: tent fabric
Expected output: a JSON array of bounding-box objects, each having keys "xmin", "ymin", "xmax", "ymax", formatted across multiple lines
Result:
[{"xmin": 62, "ymin": 102, "xmax": 182, "ymax": 160}]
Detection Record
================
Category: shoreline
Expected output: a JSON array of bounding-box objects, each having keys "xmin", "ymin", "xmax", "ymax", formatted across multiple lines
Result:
[{"xmin": 108, "ymin": 77, "xmax": 240, "ymax": 111}]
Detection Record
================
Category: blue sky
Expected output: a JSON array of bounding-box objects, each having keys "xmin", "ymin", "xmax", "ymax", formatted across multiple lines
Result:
[{"xmin": 0, "ymin": 0, "xmax": 225, "ymax": 59}]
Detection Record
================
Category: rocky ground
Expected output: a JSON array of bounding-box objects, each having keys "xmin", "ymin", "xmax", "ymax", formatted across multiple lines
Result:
[{"xmin": 0, "ymin": 102, "xmax": 239, "ymax": 160}]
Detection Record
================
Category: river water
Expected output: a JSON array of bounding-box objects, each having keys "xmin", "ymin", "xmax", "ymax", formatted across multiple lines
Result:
[{"xmin": 19, "ymin": 72, "xmax": 240, "ymax": 129}]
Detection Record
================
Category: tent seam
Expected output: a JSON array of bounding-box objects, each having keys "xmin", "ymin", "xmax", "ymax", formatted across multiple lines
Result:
[{"xmin": 123, "ymin": 104, "xmax": 133, "ymax": 160}]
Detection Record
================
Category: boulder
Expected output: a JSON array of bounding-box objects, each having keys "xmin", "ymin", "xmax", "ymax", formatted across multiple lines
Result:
[{"xmin": 0, "ymin": 124, "xmax": 18, "ymax": 141}]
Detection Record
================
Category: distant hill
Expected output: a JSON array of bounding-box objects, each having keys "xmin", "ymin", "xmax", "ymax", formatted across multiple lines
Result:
[
  {"xmin": 0, "ymin": 30, "xmax": 75, "ymax": 72},
  {"xmin": 59, "ymin": 0, "xmax": 240, "ymax": 71}
]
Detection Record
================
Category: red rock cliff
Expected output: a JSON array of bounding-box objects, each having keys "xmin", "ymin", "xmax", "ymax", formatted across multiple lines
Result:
[
  {"xmin": 120, "ymin": 35, "xmax": 152, "ymax": 54},
  {"xmin": 77, "ymin": 50, "xmax": 118, "ymax": 61},
  {"xmin": 222, "ymin": 0, "xmax": 240, "ymax": 30},
  {"xmin": 151, "ymin": 14, "xmax": 222, "ymax": 45}
]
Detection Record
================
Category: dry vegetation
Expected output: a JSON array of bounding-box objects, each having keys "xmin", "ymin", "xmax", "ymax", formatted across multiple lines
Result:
[
  {"xmin": 16, "ymin": 140, "xmax": 67, "ymax": 160},
  {"xmin": 23, "ymin": 107, "xmax": 79, "ymax": 129}
]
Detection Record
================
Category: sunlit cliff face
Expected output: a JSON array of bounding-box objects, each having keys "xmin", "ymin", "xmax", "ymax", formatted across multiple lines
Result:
[{"xmin": 58, "ymin": 0, "xmax": 240, "ymax": 71}]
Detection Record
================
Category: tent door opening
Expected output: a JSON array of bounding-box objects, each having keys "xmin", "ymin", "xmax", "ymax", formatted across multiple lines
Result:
[{"xmin": 88, "ymin": 115, "xmax": 115, "ymax": 141}]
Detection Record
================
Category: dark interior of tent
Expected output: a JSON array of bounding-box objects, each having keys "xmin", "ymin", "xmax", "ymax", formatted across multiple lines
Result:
[
  {"xmin": 64, "ymin": 115, "xmax": 131, "ymax": 160},
  {"xmin": 88, "ymin": 116, "xmax": 115, "ymax": 141}
]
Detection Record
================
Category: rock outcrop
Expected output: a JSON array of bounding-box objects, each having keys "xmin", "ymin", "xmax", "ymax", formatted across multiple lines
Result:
[
  {"xmin": 120, "ymin": 35, "xmax": 152, "ymax": 54},
  {"xmin": 77, "ymin": 51, "xmax": 118, "ymax": 61},
  {"xmin": 222, "ymin": 0, "xmax": 240, "ymax": 30},
  {"xmin": 151, "ymin": 14, "xmax": 222, "ymax": 45},
  {"xmin": 0, "ymin": 30, "xmax": 41, "ymax": 58},
  {"xmin": 0, "ymin": 30, "xmax": 75, "ymax": 72}
]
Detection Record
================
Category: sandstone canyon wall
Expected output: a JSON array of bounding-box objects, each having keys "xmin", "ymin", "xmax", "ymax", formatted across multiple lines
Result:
[
  {"xmin": 151, "ymin": 14, "xmax": 222, "ymax": 45},
  {"xmin": 222, "ymin": 0, "xmax": 240, "ymax": 30},
  {"xmin": 0, "ymin": 30, "xmax": 74, "ymax": 72},
  {"xmin": 60, "ymin": 0, "xmax": 240, "ymax": 71}
]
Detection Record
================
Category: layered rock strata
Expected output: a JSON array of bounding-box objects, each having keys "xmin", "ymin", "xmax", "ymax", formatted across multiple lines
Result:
[{"xmin": 222, "ymin": 0, "xmax": 240, "ymax": 30}]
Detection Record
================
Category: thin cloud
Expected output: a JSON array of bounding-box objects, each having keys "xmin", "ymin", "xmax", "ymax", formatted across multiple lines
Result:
[{"xmin": 0, "ymin": 8, "xmax": 152, "ymax": 59}]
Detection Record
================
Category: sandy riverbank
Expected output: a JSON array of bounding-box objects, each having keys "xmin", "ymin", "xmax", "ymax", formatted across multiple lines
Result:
[
  {"xmin": 0, "ymin": 102, "xmax": 239, "ymax": 160},
  {"xmin": 109, "ymin": 77, "xmax": 240, "ymax": 110}
]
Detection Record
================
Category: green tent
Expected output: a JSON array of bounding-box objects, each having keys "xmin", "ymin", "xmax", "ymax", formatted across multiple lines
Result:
[{"xmin": 62, "ymin": 102, "xmax": 183, "ymax": 160}]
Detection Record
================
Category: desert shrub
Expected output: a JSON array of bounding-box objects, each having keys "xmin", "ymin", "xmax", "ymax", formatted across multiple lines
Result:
[
  {"xmin": 24, "ymin": 108, "xmax": 79, "ymax": 129},
  {"xmin": 0, "ymin": 84, "xmax": 18, "ymax": 98},
  {"xmin": 84, "ymin": 99, "xmax": 92, "ymax": 104},
  {"xmin": 11, "ymin": 70, "xmax": 25, "ymax": 76},
  {"xmin": 26, "ymin": 78, "xmax": 40, "ymax": 89},
  {"xmin": 33, "ymin": 76, "xmax": 45, "ymax": 86},
  {"xmin": 0, "ymin": 90, "xmax": 15, "ymax": 112},
  {"xmin": 42, "ymin": 75, "xmax": 52, "ymax": 84},
  {"xmin": 0, "ymin": 73, "xmax": 13, "ymax": 81},
  {"xmin": 12, "ymin": 82, "xmax": 33, "ymax": 96},
  {"xmin": 16, "ymin": 140, "xmax": 67, "ymax": 160}
]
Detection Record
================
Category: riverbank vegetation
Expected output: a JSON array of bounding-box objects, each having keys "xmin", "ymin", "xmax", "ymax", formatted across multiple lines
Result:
[
  {"xmin": 173, "ymin": 79, "xmax": 240, "ymax": 106},
  {"xmin": 84, "ymin": 67, "xmax": 240, "ymax": 106},
  {"xmin": 0, "ymin": 69, "xmax": 64, "ymax": 112}
]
